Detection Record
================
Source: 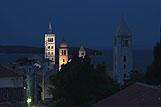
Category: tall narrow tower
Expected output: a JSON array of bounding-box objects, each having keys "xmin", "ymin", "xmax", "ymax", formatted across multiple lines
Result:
[
  {"xmin": 113, "ymin": 18, "xmax": 133, "ymax": 86},
  {"xmin": 44, "ymin": 22, "xmax": 56, "ymax": 64},
  {"xmin": 59, "ymin": 38, "xmax": 68, "ymax": 70},
  {"xmin": 79, "ymin": 46, "xmax": 86, "ymax": 58}
]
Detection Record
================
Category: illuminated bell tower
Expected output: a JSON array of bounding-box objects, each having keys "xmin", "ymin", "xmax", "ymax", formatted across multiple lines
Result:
[
  {"xmin": 44, "ymin": 22, "xmax": 56, "ymax": 64},
  {"xmin": 79, "ymin": 46, "xmax": 86, "ymax": 58},
  {"xmin": 59, "ymin": 38, "xmax": 68, "ymax": 70}
]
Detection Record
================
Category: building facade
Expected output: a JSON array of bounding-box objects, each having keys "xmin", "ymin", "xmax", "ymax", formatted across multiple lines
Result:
[
  {"xmin": 113, "ymin": 18, "xmax": 133, "ymax": 85},
  {"xmin": 44, "ymin": 22, "xmax": 56, "ymax": 64},
  {"xmin": 0, "ymin": 65, "xmax": 27, "ymax": 107}
]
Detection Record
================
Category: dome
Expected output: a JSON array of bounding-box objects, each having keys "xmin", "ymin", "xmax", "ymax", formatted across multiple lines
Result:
[
  {"xmin": 60, "ymin": 37, "xmax": 68, "ymax": 48},
  {"xmin": 60, "ymin": 42, "xmax": 68, "ymax": 48}
]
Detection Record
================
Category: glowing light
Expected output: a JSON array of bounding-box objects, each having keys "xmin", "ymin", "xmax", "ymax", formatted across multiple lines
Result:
[{"xmin": 27, "ymin": 98, "xmax": 32, "ymax": 103}]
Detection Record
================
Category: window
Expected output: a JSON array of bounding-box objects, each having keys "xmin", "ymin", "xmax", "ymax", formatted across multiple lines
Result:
[
  {"xmin": 124, "ymin": 40, "xmax": 128, "ymax": 47},
  {"xmin": 48, "ymin": 52, "xmax": 50, "ymax": 55},
  {"xmin": 124, "ymin": 56, "xmax": 126, "ymax": 62},
  {"xmin": 62, "ymin": 50, "xmax": 64, "ymax": 55},
  {"xmin": 81, "ymin": 53, "xmax": 84, "ymax": 55},
  {"xmin": 51, "ymin": 46, "xmax": 53, "ymax": 49},
  {"xmin": 48, "ymin": 38, "xmax": 53, "ymax": 42},
  {"xmin": 124, "ymin": 74, "xmax": 126, "ymax": 78},
  {"xmin": 63, "ymin": 59, "xmax": 65, "ymax": 62},
  {"xmin": 64, "ymin": 50, "xmax": 66, "ymax": 55},
  {"xmin": 124, "ymin": 64, "xmax": 126, "ymax": 69},
  {"xmin": 51, "ymin": 52, "xmax": 53, "ymax": 55},
  {"xmin": 48, "ymin": 46, "xmax": 50, "ymax": 49},
  {"xmin": 61, "ymin": 50, "xmax": 67, "ymax": 55}
]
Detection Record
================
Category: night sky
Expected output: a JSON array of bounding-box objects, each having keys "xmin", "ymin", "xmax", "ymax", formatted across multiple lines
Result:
[{"xmin": 0, "ymin": 0, "xmax": 161, "ymax": 49}]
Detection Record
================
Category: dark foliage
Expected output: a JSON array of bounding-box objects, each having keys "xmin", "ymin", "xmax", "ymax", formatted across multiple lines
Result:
[
  {"xmin": 49, "ymin": 55, "xmax": 118, "ymax": 107},
  {"xmin": 145, "ymin": 42, "xmax": 161, "ymax": 85},
  {"xmin": 127, "ymin": 70, "xmax": 145, "ymax": 86}
]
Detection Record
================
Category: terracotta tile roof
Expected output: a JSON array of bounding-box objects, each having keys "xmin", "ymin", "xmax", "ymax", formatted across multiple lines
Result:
[
  {"xmin": 0, "ymin": 65, "xmax": 20, "ymax": 78},
  {"xmin": 94, "ymin": 82, "xmax": 161, "ymax": 107}
]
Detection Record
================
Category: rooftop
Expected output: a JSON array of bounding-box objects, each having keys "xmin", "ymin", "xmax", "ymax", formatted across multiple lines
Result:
[
  {"xmin": 94, "ymin": 82, "xmax": 161, "ymax": 107},
  {"xmin": 0, "ymin": 65, "xmax": 21, "ymax": 78}
]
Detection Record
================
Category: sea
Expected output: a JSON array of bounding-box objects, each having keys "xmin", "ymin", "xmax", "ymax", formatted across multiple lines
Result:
[{"xmin": 0, "ymin": 49, "xmax": 153, "ymax": 72}]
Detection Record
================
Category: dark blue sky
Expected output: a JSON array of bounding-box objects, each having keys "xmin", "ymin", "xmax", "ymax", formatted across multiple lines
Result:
[{"xmin": 0, "ymin": 0, "xmax": 161, "ymax": 49}]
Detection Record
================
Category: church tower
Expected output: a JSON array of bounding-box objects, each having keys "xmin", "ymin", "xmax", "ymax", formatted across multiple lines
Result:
[
  {"xmin": 78, "ymin": 46, "xmax": 86, "ymax": 58},
  {"xmin": 59, "ymin": 38, "xmax": 68, "ymax": 70},
  {"xmin": 44, "ymin": 22, "xmax": 56, "ymax": 64},
  {"xmin": 113, "ymin": 18, "xmax": 133, "ymax": 86}
]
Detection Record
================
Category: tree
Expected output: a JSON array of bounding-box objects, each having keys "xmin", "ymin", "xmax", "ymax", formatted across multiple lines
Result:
[
  {"xmin": 145, "ymin": 42, "xmax": 161, "ymax": 85},
  {"xmin": 49, "ymin": 55, "xmax": 119, "ymax": 107},
  {"xmin": 127, "ymin": 70, "xmax": 145, "ymax": 86}
]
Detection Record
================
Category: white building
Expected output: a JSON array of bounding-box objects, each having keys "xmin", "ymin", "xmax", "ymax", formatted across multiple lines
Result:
[
  {"xmin": 44, "ymin": 22, "xmax": 56, "ymax": 64},
  {"xmin": 113, "ymin": 18, "xmax": 133, "ymax": 86},
  {"xmin": 79, "ymin": 46, "xmax": 86, "ymax": 58}
]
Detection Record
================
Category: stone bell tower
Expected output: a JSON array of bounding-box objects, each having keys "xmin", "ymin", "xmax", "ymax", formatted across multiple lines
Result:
[
  {"xmin": 44, "ymin": 22, "xmax": 56, "ymax": 64},
  {"xmin": 113, "ymin": 18, "xmax": 133, "ymax": 86},
  {"xmin": 59, "ymin": 38, "xmax": 68, "ymax": 70}
]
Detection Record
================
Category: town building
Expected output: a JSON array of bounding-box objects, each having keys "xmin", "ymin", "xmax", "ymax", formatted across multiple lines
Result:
[{"xmin": 0, "ymin": 65, "xmax": 27, "ymax": 107}]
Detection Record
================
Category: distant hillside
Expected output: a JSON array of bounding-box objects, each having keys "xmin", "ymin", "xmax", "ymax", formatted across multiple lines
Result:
[
  {"xmin": 0, "ymin": 46, "xmax": 153, "ymax": 71},
  {"xmin": 0, "ymin": 45, "xmax": 102, "ymax": 55}
]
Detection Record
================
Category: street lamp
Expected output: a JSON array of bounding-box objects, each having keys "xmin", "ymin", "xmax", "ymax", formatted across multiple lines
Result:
[{"xmin": 27, "ymin": 97, "xmax": 32, "ymax": 107}]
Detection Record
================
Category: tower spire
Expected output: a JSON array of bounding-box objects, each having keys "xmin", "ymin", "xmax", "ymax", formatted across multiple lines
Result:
[
  {"xmin": 48, "ymin": 22, "xmax": 53, "ymax": 33},
  {"xmin": 115, "ymin": 17, "xmax": 131, "ymax": 36}
]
